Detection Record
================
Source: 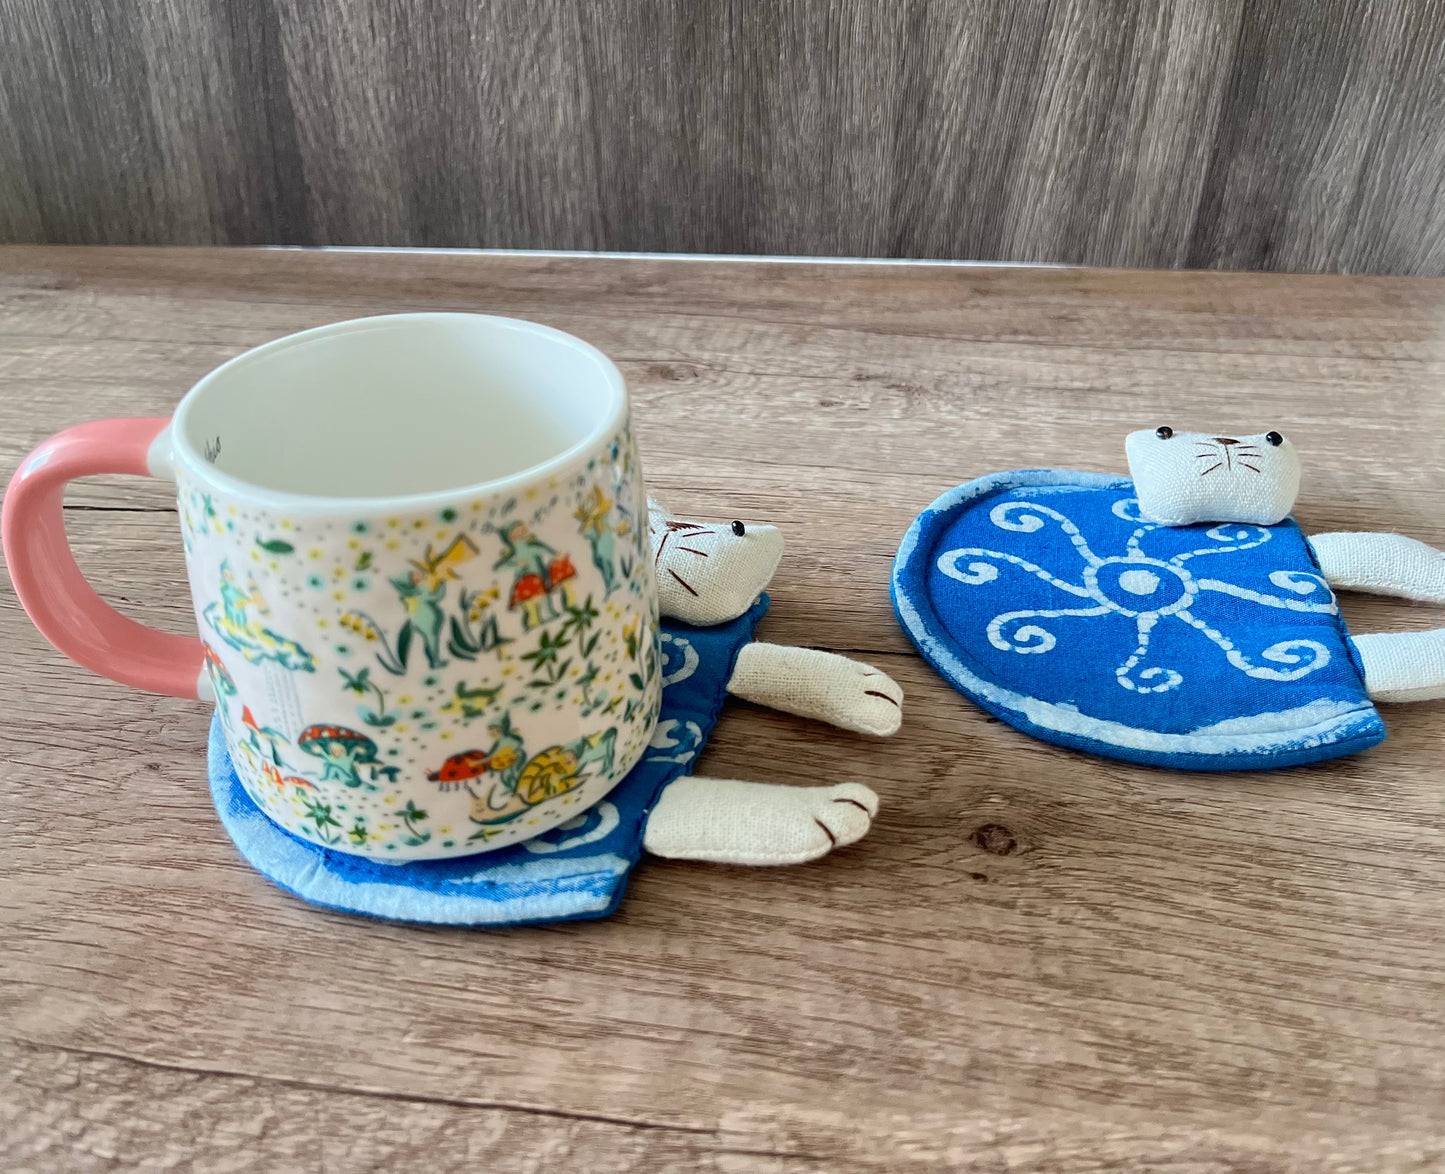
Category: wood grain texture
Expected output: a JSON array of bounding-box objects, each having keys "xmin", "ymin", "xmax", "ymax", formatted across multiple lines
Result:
[
  {"xmin": 5, "ymin": 2, "xmax": 1445, "ymax": 271},
  {"xmin": 2, "ymin": 247, "xmax": 1445, "ymax": 1170}
]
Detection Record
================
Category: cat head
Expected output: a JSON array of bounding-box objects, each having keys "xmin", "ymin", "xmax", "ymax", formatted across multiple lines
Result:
[
  {"xmin": 648, "ymin": 499, "xmax": 784, "ymax": 624},
  {"xmin": 1125, "ymin": 426, "xmax": 1301, "ymax": 526}
]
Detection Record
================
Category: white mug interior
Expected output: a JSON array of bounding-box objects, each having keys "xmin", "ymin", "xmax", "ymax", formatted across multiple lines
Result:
[{"xmin": 171, "ymin": 313, "xmax": 626, "ymax": 502}]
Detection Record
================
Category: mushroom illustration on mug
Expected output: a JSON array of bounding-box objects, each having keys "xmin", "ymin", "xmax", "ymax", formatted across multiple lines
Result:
[
  {"xmin": 297, "ymin": 724, "xmax": 389, "ymax": 790},
  {"xmin": 495, "ymin": 520, "xmax": 578, "ymax": 630}
]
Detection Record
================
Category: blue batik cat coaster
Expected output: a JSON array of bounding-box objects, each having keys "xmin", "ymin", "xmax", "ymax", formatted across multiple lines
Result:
[
  {"xmin": 892, "ymin": 471, "xmax": 1384, "ymax": 771},
  {"xmin": 209, "ymin": 597, "xmax": 769, "ymax": 926}
]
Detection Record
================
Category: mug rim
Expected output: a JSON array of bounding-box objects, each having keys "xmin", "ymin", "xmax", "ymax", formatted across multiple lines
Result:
[{"xmin": 168, "ymin": 312, "xmax": 629, "ymax": 515}]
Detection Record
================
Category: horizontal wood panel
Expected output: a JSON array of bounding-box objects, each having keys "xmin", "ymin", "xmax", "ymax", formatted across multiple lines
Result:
[{"xmin": 3, "ymin": 2, "xmax": 1445, "ymax": 272}]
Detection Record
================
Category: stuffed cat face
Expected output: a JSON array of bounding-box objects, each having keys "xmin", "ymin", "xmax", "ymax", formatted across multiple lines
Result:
[
  {"xmin": 1125, "ymin": 427, "xmax": 1301, "ymax": 526},
  {"xmin": 648, "ymin": 500, "xmax": 784, "ymax": 624}
]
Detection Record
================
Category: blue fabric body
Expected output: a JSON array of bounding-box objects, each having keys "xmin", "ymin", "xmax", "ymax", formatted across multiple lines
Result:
[
  {"xmin": 893, "ymin": 471, "xmax": 1384, "ymax": 771},
  {"xmin": 210, "ymin": 596, "xmax": 770, "ymax": 925}
]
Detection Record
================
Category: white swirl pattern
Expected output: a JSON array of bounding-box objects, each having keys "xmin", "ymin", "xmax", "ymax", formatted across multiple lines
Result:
[
  {"xmin": 646, "ymin": 717, "xmax": 704, "ymax": 765},
  {"xmin": 521, "ymin": 801, "xmax": 621, "ymax": 854},
  {"xmin": 936, "ymin": 498, "xmax": 1338, "ymax": 695},
  {"xmin": 659, "ymin": 633, "xmax": 699, "ymax": 686}
]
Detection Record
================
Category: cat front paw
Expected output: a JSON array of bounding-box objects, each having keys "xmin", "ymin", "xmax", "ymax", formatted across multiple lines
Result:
[
  {"xmin": 727, "ymin": 644, "xmax": 904, "ymax": 736},
  {"xmin": 840, "ymin": 663, "xmax": 904, "ymax": 737},
  {"xmin": 810, "ymin": 782, "xmax": 879, "ymax": 850},
  {"xmin": 642, "ymin": 777, "xmax": 879, "ymax": 865},
  {"xmin": 740, "ymin": 781, "xmax": 879, "ymax": 864}
]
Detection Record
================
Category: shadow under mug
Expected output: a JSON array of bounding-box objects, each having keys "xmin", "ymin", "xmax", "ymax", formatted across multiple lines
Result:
[{"xmin": 4, "ymin": 313, "xmax": 662, "ymax": 861}]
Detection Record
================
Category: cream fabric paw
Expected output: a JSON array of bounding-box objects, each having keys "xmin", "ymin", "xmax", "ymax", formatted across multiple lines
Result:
[
  {"xmin": 1125, "ymin": 427, "xmax": 1300, "ymax": 525},
  {"xmin": 642, "ymin": 777, "xmax": 878, "ymax": 865},
  {"xmin": 1310, "ymin": 532, "xmax": 1445, "ymax": 602},
  {"xmin": 648, "ymin": 499, "xmax": 783, "ymax": 624},
  {"xmin": 726, "ymin": 643, "xmax": 903, "ymax": 736}
]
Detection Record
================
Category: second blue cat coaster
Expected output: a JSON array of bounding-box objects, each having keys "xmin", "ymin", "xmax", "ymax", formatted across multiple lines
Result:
[
  {"xmin": 210, "ymin": 598, "xmax": 768, "ymax": 925},
  {"xmin": 892, "ymin": 471, "xmax": 1383, "ymax": 771}
]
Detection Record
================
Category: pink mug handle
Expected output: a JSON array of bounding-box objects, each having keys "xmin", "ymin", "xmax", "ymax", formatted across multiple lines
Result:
[{"xmin": 3, "ymin": 418, "xmax": 205, "ymax": 699}]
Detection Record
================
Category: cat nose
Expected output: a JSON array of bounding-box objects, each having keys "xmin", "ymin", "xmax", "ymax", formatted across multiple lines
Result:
[{"xmin": 1213, "ymin": 437, "xmax": 1239, "ymax": 445}]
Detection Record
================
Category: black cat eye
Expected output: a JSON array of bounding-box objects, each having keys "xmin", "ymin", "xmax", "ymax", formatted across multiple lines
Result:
[
  {"xmin": 1265, "ymin": 431, "xmax": 1284, "ymax": 446},
  {"xmin": 1155, "ymin": 426, "xmax": 1173, "ymax": 440},
  {"xmin": 731, "ymin": 520, "xmax": 746, "ymax": 536}
]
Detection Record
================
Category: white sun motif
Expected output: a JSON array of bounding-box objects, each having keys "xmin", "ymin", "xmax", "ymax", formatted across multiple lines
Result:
[{"xmin": 936, "ymin": 497, "xmax": 1339, "ymax": 695}]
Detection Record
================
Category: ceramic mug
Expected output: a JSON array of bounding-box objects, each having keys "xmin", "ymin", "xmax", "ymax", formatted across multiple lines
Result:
[{"xmin": 4, "ymin": 313, "xmax": 661, "ymax": 861}]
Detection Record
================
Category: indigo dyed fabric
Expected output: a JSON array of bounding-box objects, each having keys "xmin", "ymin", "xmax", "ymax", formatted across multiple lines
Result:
[{"xmin": 893, "ymin": 472, "xmax": 1382, "ymax": 771}]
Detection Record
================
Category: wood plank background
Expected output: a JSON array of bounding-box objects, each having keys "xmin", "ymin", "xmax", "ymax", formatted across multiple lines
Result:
[
  {"xmin": 5, "ymin": 1, "xmax": 1445, "ymax": 271},
  {"xmin": 2, "ymin": 247, "xmax": 1445, "ymax": 1169}
]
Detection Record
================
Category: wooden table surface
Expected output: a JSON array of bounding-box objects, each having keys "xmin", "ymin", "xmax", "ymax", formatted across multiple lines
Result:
[{"xmin": 2, "ymin": 248, "xmax": 1444, "ymax": 1171}]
